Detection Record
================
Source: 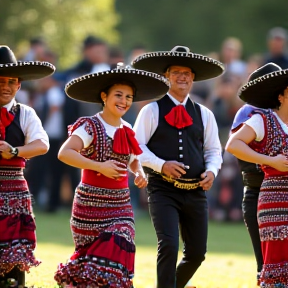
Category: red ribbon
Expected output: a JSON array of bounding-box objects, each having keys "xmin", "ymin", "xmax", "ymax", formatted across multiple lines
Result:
[
  {"xmin": 0, "ymin": 107, "xmax": 14, "ymax": 140},
  {"xmin": 164, "ymin": 105, "xmax": 193, "ymax": 129},
  {"xmin": 113, "ymin": 125, "xmax": 142, "ymax": 155}
]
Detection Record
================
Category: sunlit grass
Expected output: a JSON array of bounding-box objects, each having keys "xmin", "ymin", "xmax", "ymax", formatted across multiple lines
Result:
[{"xmin": 25, "ymin": 209, "xmax": 259, "ymax": 288}]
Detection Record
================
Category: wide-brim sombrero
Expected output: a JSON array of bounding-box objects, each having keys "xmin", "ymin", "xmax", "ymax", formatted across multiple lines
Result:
[
  {"xmin": 0, "ymin": 45, "xmax": 55, "ymax": 81},
  {"xmin": 131, "ymin": 45, "xmax": 225, "ymax": 81},
  {"xmin": 65, "ymin": 65, "xmax": 169, "ymax": 103},
  {"xmin": 238, "ymin": 62, "xmax": 288, "ymax": 109},
  {"xmin": 0, "ymin": 61, "xmax": 56, "ymax": 81}
]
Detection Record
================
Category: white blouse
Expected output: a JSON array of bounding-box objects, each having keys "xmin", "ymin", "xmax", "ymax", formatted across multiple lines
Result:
[
  {"xmin": 72, "ymin": 113, "xmax": 132, "ymax": 148},
  {"xmin": 72, "ymin": 113, "xmax": 136, "ymax": 164}
]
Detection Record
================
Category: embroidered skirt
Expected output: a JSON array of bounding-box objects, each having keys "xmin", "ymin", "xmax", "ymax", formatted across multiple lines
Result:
[
  {"xmin": 54, "ymin": 182, "xmax": 135, "ymax": 288},
  {"xmin": 258, "ymin": 176, "xmax": 288, "ymax": 287},
  {"xmin": 0, "ymin": 167, "xmax": 40, "ymax": 276}
]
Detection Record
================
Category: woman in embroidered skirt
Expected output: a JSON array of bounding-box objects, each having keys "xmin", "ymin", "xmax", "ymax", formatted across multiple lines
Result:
[
  {"xmin": 54, "ymin": 64, "xmax": 168, "ymax": 288},
  {"xmin": 226, "ymin": 62, "xmax": 288, "ymax": 287}
]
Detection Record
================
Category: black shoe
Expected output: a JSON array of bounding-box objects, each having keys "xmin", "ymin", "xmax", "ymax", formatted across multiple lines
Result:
[{"xmin": 0, "ymin": 278, "xmax": 18, "ymax": 288}]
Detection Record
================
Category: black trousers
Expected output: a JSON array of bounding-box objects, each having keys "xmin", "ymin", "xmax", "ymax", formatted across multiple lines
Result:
[
  {"xmin": 0, "ymin": 266, "xmax": 25, "ymax": 287},
  {"xmin": 148, "ymin": 181, "xmax": 208, "ymax": 288},
  {"xmin": 242, "ymin": 186, "xmax": 263, "ymax": 273}
]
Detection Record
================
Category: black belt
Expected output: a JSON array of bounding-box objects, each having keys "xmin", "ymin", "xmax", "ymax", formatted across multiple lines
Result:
[
  {"xmin": 160, "ymin": 174, "xmax": 201, "ymax": 190},
  {"xmin": 145, "ymin": 168, "xmax": 201, "ymax": 190}
]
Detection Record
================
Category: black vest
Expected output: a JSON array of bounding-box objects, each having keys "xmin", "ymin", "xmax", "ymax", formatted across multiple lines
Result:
[
  {"xmin": 146, "ymin": 95, "xmax": 205, "ymax": 179},
  {"xmin": 5, "ymin": 105, "xmax": 25, "ymax": 146}
]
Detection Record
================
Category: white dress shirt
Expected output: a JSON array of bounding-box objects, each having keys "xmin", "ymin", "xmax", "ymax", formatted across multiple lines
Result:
[
  {"xmin": 5, "ymin": 99, "xmax": 49, "ymax": 146},
  {"xmin": 133, "ymin": 93, "xmax": 223, "ymax": 177}
]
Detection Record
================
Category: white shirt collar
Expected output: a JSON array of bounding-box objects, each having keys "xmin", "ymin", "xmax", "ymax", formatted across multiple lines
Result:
[
  {"xmin": 3, "ymin": 99, "xmax": 16, "ymax": 111},
  {"xmin": 96, "ymin": 112, "xmax": 131, "ymax": 138},
  {"xmin": 96, "ymin": 112, "xmax": 124, "ymax": 128},
  {"xmin": 167, "ymin": 92, "xmax": 190, "ymax": 106}
]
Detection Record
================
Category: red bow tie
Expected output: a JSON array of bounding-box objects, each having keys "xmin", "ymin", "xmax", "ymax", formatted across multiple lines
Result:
[
  {"xmin": 165, "ymin": 105, "xmax": 193, "ymax": 129},
  {"xmin": 113, "ymin": 125, "xmax": 142, "ymax": 155},
  {"xmin": 0, "ymin": 107, "xmax": 14, "ymax": 140}
]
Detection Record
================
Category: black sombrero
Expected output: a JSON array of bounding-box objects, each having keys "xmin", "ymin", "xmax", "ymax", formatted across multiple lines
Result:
[
  {"xmin": 65, "ymin": 63, "xmax": 169, "ymax": 103},
  {"xmin": 0, "ymin": 45, "xmax": 55, "ymax": 81},
  {"xmin": 238, "ymin": 62, "xmax": 288, "ymax": 109},
  {"xmin": 131, "ymin": 45, "xmax": 225, "ymax": 81}
]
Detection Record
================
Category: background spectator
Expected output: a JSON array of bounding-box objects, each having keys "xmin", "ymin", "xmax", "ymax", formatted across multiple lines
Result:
[
  {"xmin": 25, "ymin": 51, "xmax": 66, "ymax": 212},
  {"xmin": 22, "ymin": 36, "xmax": 47, "ymax": 62},
  {"xmin": 262, "ymin": 27, "xmax": 288, "ymax": 68},
  {"xmin": 219, "ymin": 37, "xmax": 247, "ymax": 79},
  {"xmin": 109, "ymin": 45, "xmax": 125, "ymax": 69}
]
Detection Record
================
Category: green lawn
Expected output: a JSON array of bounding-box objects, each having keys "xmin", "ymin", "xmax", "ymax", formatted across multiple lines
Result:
[{"xmin": 25, "ymin": 209, "xmax": 258, "ymax": 288}]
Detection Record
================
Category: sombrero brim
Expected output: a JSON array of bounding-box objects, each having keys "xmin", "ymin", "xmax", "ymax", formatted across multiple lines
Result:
[
  {"xmin": 238, "ymin": 69, "xmax": 288, "ymax": 109},
  {"xmin": 65, "ymin": 68, "xmax": 169, "ymax": 103},
  {"xmin": 131, "ymin": 52, "xmax": 224, "ymax": 81},
  {"xmin": 0, "ymin": 61, "xmax": 55, "ymax": 81}
]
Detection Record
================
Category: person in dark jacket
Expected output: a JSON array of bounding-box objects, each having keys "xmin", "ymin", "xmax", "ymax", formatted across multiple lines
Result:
[
  {"xmin": 263, "ymin": 27, "xmax": 288, "ymax": 69},
  {"xmin": 230, "ymin": 104, "xmax": 264, "ymax": 285}
]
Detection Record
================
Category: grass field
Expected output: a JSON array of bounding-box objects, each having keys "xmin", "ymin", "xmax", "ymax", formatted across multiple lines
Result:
[{"xmin": 25, "ymin": 209, "xmax": 259, "ymax": 288}]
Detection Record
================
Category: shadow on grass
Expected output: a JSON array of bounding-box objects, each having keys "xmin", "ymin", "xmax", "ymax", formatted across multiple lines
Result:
[{"xmin": 34, "ymin": 208, "xmax": 254, "ymax": 255}]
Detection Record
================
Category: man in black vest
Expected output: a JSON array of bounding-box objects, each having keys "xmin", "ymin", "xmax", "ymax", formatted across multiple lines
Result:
[
  {"xmin": 0, "ymin": 45, "xmax": 54, "ymax": 288},
  {"xmin": 132, "ymin": 46, "xmax": 224, "ymax": 288}
]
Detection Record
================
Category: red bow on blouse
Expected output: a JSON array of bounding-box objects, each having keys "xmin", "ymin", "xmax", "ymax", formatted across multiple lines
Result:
[
  {"xmin": 0, "ymin": 107, "xmax": 14, "ymax": 140},
  {"xmin": 164, "ymin": 105, "xmax": 193, "ymax": 129},
  {"xmin": 113, "ymin": 125, "xmax": 142, "ymax": 155}
]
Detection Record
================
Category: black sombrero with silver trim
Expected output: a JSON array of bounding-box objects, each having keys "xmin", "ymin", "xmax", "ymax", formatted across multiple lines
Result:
[
  {"xmin": 238, "ymin": 62, "xmax": 288, "ymax": 109},
  {"xmin": 131, "ymin": 45, "xmax": 225, "ymax": 81},
  {"xmin": 65, "ymin": 63, "xmax": 169, "ymax": 103},
  {"xmin": 0, "ymin": 45, "xmax": 55, "ymax": 81}
]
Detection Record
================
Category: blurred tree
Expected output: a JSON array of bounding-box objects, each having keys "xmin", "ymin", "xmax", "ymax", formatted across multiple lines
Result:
[
  {"xmin": 115, "ymin": 0, "xmax": 288, "ymax": 60},
  {"xmin": 0, "ymin": 0, "xmax": 119, "ymax": 68}
]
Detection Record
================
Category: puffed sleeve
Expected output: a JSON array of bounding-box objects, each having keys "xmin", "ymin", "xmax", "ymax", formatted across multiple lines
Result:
[
  {"xmin": 68, "ymin": 117, "xmax": 94, "ymax": 148},
  {"xmin": 245, "ymin": 114, "xmax": 265, "ymax": 142}
]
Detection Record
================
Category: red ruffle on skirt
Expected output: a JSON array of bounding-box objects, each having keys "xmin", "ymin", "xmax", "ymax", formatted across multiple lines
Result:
[
  {"xmin": 0, "ymin": 239, "xmax": 41, "ymax": 276},
  {"xmin": 54, "ymin": 233, "xmax": 135, "ymax": 288},
  {"xmin": 0, "ymin": 214, "xmax": 36, "ymax": 243},
  {"xmin": 0, "ymin": 211, "xmax": 40, "ymax": 276},
  {"xmin": 259, "ymin": 239, "xmax": 288, "ymax": 287}
]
